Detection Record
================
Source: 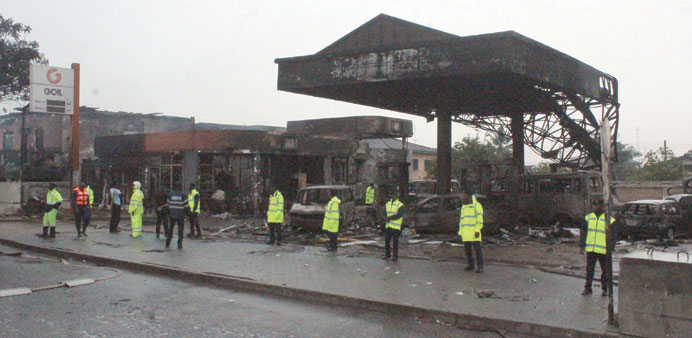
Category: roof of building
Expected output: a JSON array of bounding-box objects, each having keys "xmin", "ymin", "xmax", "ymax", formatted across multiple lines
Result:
[{"xmin": 364, "ymin": 138, "xmax": 436, "ymax": 155}]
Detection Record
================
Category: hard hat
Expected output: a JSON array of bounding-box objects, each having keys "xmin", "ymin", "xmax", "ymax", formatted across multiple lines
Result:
[{"xmin": 133, "ymin": 181, "xmax": 141, "ymax": 189}]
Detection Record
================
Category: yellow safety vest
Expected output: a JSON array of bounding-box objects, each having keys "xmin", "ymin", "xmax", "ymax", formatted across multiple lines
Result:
[
  {"xmin": 458, "ymin": 200, "xmax": 483, "ymax": 242},
  {"xmin": 585, "ymin": 212, "xmax": 615, "ymax": 254},
  {"xmin": 267, "ymin": 190, "xmax": 284, "ymax": 223},
  {"xmin": 47, "ymin": 189, "xmax": 63, "ymax": 205},
  {"xmin": 365, "ymin": 186, "xmax": 375, "ymax": 205},
  {"xmin": 129, "ymin": 189, "xmax": 144, "ymax": 214},
  {"xmin": 322, "ymin": 196, "xmax": 341, "ymax": 233},
  {"xmin": 188, "ymin": 189, "xmax": 201, "ymax": 214},
  {"xmin": 385, "ymin": 199, "xmax": 404, "ymax": 230},
  {"xmin": 86, "ymin": 186, "xmax": 94, "ymax": 206}
]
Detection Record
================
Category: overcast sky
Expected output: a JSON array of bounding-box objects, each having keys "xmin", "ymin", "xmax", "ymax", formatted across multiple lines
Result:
[{"xmin": 2, "ymin": 0, "xmax": 691, "ymax": 164}]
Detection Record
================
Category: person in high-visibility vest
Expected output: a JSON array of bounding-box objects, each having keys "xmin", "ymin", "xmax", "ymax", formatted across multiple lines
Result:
[
  {"xmin": 187, "ymin": 183, "xmax": 202, "ymax": 238},
  {"xmin": 41, "ymin": 183, "xmax": 63, "ymax": 239},
  {"xmin": 322, "ymin": 193, "xmax": 341, "ymax": 252},
  {"xmin": 129, "ymin": 181, "xmax": 144, "ymax": 238},
  {"xmin": 580, "ymin": 199, "xmax": 616, "ymax": 296},
  {"xmin": 266, "ymin": 185, "xmax": 284, "ymax": 246},
  {"xmin": 365, "ymin": 183, "xmax": 375, "ymax": 205},
  {"xmin": 85, "ymin": 184, "xmax": 94, "ymax": 228},
  {"xmin": 72, "ymin": 182, "xmax": 90, "ymax": 238},
  {"xmin": 459, "ymin": 188, "xmax": 484, "ymax": 273},
  {"xmin": 382, "ymin": 191, "xmax": 404, "ymax": 261}
]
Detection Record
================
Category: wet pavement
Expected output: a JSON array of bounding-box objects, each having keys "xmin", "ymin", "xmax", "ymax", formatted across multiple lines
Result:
[
  {"xmin": 0, "ymin": 220, "xmax": 615, "ymax": 335},
  {"xmin": 1, "ymin": 244, "xmax": 509, "ymax": 338}
]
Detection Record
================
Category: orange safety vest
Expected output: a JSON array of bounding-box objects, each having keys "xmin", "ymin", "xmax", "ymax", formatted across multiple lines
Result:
[{"xmin": 73, "ymin": 188, "xmax": 89, "ymax": 206}]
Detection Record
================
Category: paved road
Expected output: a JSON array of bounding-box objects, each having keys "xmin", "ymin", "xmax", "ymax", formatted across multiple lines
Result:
[{"xmin": 0, "ymin": 245, "xmax": 511, "ymax": 338}]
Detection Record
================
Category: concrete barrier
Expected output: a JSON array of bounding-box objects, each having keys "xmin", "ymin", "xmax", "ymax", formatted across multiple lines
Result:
[
  {"xmin": 619, "ymin": 257, "xmax": 692, "ymax": 337},
  {"xmin": 0, "ymin": 182, "xmax": 21, "ymax": 215}
]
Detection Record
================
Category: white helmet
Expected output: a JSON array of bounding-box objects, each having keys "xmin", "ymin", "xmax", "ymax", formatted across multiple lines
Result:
[{"xmin": 133, "ymin": 181, "xmax": 141, "ymax": 189}]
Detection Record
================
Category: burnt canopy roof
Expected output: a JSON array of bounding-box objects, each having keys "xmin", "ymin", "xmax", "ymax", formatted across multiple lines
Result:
[
  {"xmin": 275, "ymin": 14, "xmax": 619, "ymax": 167},
  {"xmin": 275, "ymin": 14, "xmax": 616, "ymax": 117}
]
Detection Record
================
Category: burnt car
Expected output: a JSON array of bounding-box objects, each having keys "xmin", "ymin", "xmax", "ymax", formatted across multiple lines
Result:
[
  {"xmin": 288, "ymin": 185, "xmax": 355, "ymax": 231},
  {"xmin": 617, "ymin": 199, "xmax": 690, "ymax": 240},
  {"xmin": 408, "ymin": 180, "xmax": 462, "ymax": 204},
  {"xmin": 665, "ymin": 194, "xmax": 692, "ymax": 225},
  {"xmin": 403, "ymin": 194, "xmax": 497, "ymax": 234}
]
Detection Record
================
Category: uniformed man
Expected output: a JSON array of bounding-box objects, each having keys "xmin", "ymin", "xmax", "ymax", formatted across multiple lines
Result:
[
  {"xmin": 580, "ymin": 199, "xmax": 616, "ymax": 296},
  {"xmin": 365, "ymin": 183, "xmax": 375, "ymax": 205},
  {"xmin": 86, "ymin": 183, "xmax": 94, "ymax": 228},
  {"xmin": 129, "ymin": 181, "xmax": 144, "ymax": 238},
  {"xmin": 40, "ymin": 183, "xmax": 62, "ymax": 238},
  {"xmin": 155, "ymin": 189, "xmax": 169, "ymax": 238},
  {"xmin": 266, "ymin": 185, "xmax": 284, "ymax": 246},
  {"xmin": 382, "ymin": 191, "xmax": 404, "ymax": 261},
  {"xmin": 187, "ymin": 183, "xmax": 202, "ymax": 238},
  {"xmin": 166, "ymin": 189, "xmax": 188, "ymax": 249},
  {"xmin": 459, "ymin": 188, "xmax": 484, "ymax": 273},
  {"xmin": 322, "ymin": 192, "xmax": 341, "ymax": 252},
  {"xmin": 109, "ymin": 182, "xmax": 122, "ymax": 233},
  {"xmin": 72, "ymin": 182, "xmax": 90, "ymax": 238}
]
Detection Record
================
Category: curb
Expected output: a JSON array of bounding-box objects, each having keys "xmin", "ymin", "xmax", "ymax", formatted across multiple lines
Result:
[{"xmin": 0, "ymin": 237, "xmax": 618, "ymax": 338}]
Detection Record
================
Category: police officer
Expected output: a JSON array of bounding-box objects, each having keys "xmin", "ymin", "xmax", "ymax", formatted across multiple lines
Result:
[
  {"xmin": 382, "ymin": 191, "xmax": 404, "ymax": 261},
  {"xmin": 72, "ymin": 182, "xmax": 90, "ymax": 238},
  {"xmin": 365, "ymin": 183, "xmax": 375, "ymax": 205},
  {"xmin": 155, "ymin": 189, "xmax": 169, "ymax": 238},
  {"xmin": 580, "ymin": 199, "xmax": 615, "ymax": 296},
  {"xmin": 129, "ymin": 181, "xmax": 144, "ymax": 238},
  {"xmin": 322, "ymin": 192, "xmax": 341, "ymax": 252},
  {"xmin": 166, "ymin": 189, "xmax": 188, "ymax": 249},
  {"xmin": 187, "ymin": 183, "xmax": 202, "ymax": 238},
  {"xmin": 266, "ymin": 185, "xmax": 284, "ymax": 246},
  {"xmin": 459, "ymin": 188, "xmax": 484, "ymax": 273},
  {"xmin": 40, "ymin": 183, "xmax": 63, "ymax": 238},
  {"xmin": 109, "ymin": 182, "xmax": 122, "ymax": 233},
  {"xmin": 86, "ymin": 183, "xmax": 94, "ymax": 228}
]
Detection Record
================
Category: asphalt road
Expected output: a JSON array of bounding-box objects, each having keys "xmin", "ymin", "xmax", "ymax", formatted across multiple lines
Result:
[{"xmin": 0, "ymin": 245, "xmax": 510, "ymax": 338}]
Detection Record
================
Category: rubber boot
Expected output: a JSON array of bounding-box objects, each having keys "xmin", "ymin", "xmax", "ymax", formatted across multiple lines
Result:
[
  {"xmin": 49, "ymin": 227, "xmax": 56, "ymax": 238},
  {"xmin": 39, "ymin": 226, "xmax": 48, "ymax": 238}
]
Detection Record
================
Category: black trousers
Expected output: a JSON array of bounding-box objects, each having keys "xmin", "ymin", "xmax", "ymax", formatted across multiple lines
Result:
[
  {"xmin": 188, "ymin": 213, "xmax": 201, "ymax": 236},
  {"xmin": 166, "ymin": 217, "xmax": 185, "ymax": 247},
  {"xmin": 156, "ymin": 208, "xmax": 169, "ymax": 236},
  {"xmin": 384, "ymin": 228, "xmax": 401, "ymax": 258},
  {"xmin": 327, "ymin": 232, "xmax": 338, "ymax": 250},
  {"xmin": 585, "ymin": 252, "xmax": 608, "ymax": 290},
  {"xmin": 74, "ymin": 207, "xmax": 88, "ymax": 234},
  {"xmin": 464, "ymin": 242, "xmax": 483, "ymax": 268},
  {"xmin": 110, "ymin": 204, "xmax": 121, "ymax": 232},
  {"xmin": 268, "ymin": 223, "xmax": 282, "ymax": 243}
]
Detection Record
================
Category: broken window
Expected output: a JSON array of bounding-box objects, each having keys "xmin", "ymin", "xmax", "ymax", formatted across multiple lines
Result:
[
  {"xmin": 35, "ymin": 128, "xmax": 44, "ymax": 151},
  {"xmin": 412, "ymin": 159, "xmax": 419, "ymax": 171},
  {"xmin": 3, "ymin": 132, "xmax": 14, "ymax": 150},
  {"xmin": 419, "ymin": 197, "xmax": 440, "ymax": 213}
]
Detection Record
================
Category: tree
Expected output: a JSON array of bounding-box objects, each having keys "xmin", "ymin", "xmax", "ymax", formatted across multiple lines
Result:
[
  {"xmin": 611, "ymin": 142, "xmax": 642, "ymax": 180},
  {"xmin": 0, "ymin": 14, "xmax": 48, "ymax": 104},
  {"xmin": 629, "ymin": 147, "xmax": 684, "ymax": 181},
  {"xmin": 426, "ymin": 133, "xmax": 512, "ymax": 182}
]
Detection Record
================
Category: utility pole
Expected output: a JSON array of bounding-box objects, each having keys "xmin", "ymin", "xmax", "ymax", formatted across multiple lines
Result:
[
  {"xmin": 600, "ymin": 119, "xmax": 616, "ymax": 326},
  {"xmin": 664, "ymin": 140, "xmax": 668, "ymax": 160},
  {"xmin": 70, "ymin": 63, "xmax": 80, "ymax": 188}
]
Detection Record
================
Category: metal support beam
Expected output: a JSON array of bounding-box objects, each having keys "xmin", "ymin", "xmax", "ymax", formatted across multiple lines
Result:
[
  {"xmin": 437, "ymin": 111, "xmax": 452, "ymax": 194},
  {"xmin": 511, "ymin": 114, "xmax": 525, "ymax": 174}
]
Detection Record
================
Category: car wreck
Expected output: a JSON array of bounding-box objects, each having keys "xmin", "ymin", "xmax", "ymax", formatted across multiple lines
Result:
[
  {"xmin": 288, "ymin": 185, "xmax": 355, "ymax": 231},
  {"xmin": 616, "ymin": 199, "xmax": 691, "ymax": 240}
]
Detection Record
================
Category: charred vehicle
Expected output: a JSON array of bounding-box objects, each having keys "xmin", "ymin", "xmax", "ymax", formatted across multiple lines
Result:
[
  {"xmin": 408, "ymin": 180, "xmax": 461, "ymax": 204},
  {"xmin": 402, "ymin": 194, "xmax": 497, "ymax": 234},
  {"xmin": 616, "ymin": 199, "xmax": 690, "ymax": 240},
  {"xmin": 289, "ymin": 185, "xmax": 355, "ymax": 231}
]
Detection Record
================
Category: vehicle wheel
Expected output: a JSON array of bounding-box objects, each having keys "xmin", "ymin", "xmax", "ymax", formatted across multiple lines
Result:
[{"xmin": 667, "ymin": 227, "xmax": 675, "ymax": 240}]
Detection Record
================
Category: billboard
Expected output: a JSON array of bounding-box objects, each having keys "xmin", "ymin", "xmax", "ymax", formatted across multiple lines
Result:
[{"xmin": 29, "ymin": 64, "xmax": 75, "ymax": 114}]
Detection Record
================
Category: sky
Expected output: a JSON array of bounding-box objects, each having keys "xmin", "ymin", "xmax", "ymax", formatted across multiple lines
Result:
[{"xmin": 2, "ymin": 0, "xmax": 691, "ymax": 164}]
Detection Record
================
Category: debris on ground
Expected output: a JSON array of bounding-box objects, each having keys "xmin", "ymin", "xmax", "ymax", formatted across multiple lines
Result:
[{"xmin": 476, "ymin": 289, "xmax": 495, "ymax": 298}]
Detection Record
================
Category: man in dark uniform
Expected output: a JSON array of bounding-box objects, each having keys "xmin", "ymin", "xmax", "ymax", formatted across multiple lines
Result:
[
  {"xmin": 166, "ymin": 189, "xmax": 189, "ymax": 249},
  {"xmin": 155, "ymin": 189, "xmax": 169, "ymax": 238}
]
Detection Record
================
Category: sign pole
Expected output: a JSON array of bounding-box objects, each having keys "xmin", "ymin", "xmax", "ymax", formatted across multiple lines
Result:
[
  {"xmin": 600, "ymin": 119, "xmax": 616, "ymax": 326},
  {"xmin": 71, "ymin": 63, "xmax": 80, "ymax": 188}
]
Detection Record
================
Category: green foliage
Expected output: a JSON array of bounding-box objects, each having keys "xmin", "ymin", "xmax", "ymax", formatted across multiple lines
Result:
[
  {"xmin": 426, "ymin": 133, "xmax": 512, "ymax": 180},
  {"xmin": 629, "ymin": 147, "xmax": 684, "ymax": 181},
  {"xmin": 612, "ymin": 142, "xmax": 642, "ymax": 180},
  {"xmin": 0, "ymin": 14, "xmax": 48, "ymax": 101}
]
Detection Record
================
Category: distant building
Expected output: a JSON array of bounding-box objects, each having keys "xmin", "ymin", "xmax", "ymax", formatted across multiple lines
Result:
[{"xmin": 363, "ymin": 139, "xmax": 436, "ymax": 180}]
